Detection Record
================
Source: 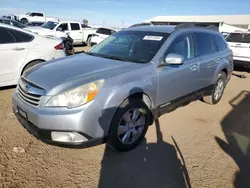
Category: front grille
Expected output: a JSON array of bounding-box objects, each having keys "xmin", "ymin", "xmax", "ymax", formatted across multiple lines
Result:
[
  {"xmin": 17, "ymin": 86, "xmax": 41, "ymax": 106},
  {"xmin": 17, "ymin": 78, "xmax": 45, "ymax": 106}
]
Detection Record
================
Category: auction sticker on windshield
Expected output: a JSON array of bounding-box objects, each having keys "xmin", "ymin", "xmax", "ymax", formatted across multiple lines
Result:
[{"xmin": 143, "ymin": 36, "xmax": 163, "ymax": 41}]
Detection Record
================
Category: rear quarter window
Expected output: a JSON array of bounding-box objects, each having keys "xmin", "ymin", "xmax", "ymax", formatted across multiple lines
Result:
[
  {"xmin": 226, "ymin": 33, "xmax": 250, "ymax": 43},
  {"xmin": 213, "ymin": 34, "xmax": 227, "ymax": 52},
  {"xmin": 96, "ymin": 28, "xmax": 112, "ymax": 35}
]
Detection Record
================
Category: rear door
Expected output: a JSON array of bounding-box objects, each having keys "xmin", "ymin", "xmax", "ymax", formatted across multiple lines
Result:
[
  {"xmin": 194, "ymin": 32, "xmax": 218, "ymax": 88},
  {"xmin": 226, "ymin": 33, "xmax": 250, "ymax": 59},
  {"xmin": 69, "ymin": 23, "xmax": 82, "ymax": 44},
  {"xmin": 0, "ymin": 27, "xmax": 30, "ymax": 85},
  {"xmin": 35, "ymin": 13, "xmax": 45, "ymax": 22}
]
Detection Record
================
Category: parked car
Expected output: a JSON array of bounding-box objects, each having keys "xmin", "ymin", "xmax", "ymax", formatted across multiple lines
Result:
[
  {"xmin": 2, "ymin": 14, "xmax": 18, "ymax": 21},
  {"xmin": 0, "ymin": 18, "xmax": 26, "ymax": 29},
  {"xmin": 27, "ymin": 22, "xmax": 45, "ymax": 27},
  {"xmin": 226, "ymin": 32, "xmax": 250, "ymax": 67},
  {"xmin": 26, "ymin": 21, "xmax": 97, "ymax": 45},
  {"xmin": 13, "ymin": 25, "xmax": 233, "ymax": 152},
  {"xmin": 90, "ymin": 28, "xmax": 116, "ymax": 46},
  {"xmin": 0, "ymin": 23, "xmax": 66, "ymax": 87},
  {"xmin": 17, "ymin": 12, "xmax": 59, "ymax": 25}
]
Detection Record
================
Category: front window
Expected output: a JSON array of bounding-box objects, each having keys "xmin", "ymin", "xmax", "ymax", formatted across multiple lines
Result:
[
  {"xmin": 41, "ymin": 21, "xmax": 58, "ymax": 30},
  {"xmin": 226, "ymin": 33, "xmax": 250, "ymax": 43},
  {"xmin": 89, "ymin": 31, "xmax": 169, "ymax": 63}
]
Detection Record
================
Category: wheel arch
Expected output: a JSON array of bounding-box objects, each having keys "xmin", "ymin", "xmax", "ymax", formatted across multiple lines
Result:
[{"xmin": 21, "ymin": 59, "xmax": 45, "ymax": 75}]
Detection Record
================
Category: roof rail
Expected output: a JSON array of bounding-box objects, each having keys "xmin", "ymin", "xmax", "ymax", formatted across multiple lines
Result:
[
  {"xmin": 175, "ymin": 23, "xmax": 219, "ymax": 31},
  {"xmin": 175, "ymin": 23, "xmax": 196, "ymax": 30}
]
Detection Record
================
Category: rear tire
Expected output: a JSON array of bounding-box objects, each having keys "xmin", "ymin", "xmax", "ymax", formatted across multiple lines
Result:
[
  {"xmin": 203, "ymin": 72, "xmax": 226, "ymax": 105},
  {"xmin": 107, "ymin": 99, "xmax": 150, "ymax": 152},
  {"xmin": 87, "ymin": 36, "xmax": 92, "ymax": 47},
  {"xmin": 21, "ymin": 18, "xmax": 28, "ymax": 25},
  {"xmin": 22, "ymin": 60, "xmax": 43, "ymax": 75}
]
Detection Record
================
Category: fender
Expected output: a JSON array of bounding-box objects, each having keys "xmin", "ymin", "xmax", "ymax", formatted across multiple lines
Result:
[
  {"xmin": 212, "ymin": 60, "xmax": 230, "ymax": 84},
  {"xmin": 99, "ymin": 79, "xmax": 157, "ymax": 136}
]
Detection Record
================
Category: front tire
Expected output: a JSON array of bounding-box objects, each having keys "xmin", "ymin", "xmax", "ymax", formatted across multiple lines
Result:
[
  {"xmin": 203, "ymin": 72, "xmax": 226, "ymax": 105},
  {"xmin": 107, "ymin": 99, "xmax": 150, "ymax": 152}
]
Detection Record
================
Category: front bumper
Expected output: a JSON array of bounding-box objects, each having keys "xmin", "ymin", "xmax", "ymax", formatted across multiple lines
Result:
[{"xmin": 12, "ymin": 92, "xmax": 106, "ymax": 148}]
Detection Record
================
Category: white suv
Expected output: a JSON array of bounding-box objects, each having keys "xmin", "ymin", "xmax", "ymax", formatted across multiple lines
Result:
[
  {"xmin": 0, "ymin": 23, "xmax": 66, "ymax": 87},
  {"xmin": 226, "ymin": 32, "xmax": 250, "ymax": 66}
]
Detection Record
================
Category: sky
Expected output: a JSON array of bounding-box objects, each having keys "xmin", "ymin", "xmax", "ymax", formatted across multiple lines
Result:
[{"xmin": 1, "ymin": 0, "xmax": 250, "ymax": 27}]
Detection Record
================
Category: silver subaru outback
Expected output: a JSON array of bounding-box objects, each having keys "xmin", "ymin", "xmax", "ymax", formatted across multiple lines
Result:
[{"xmin": 12, "ymin": 25, "xmax": 233, "ymax": 152}]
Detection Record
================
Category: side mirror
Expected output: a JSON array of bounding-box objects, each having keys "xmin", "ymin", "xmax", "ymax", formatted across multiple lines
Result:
[
  {"xmin": 164, "ymin": 53, "xmax": 184, "ymax": 66},
  {"xmin": 57, "ymin": 27, "xmax": 63, "ymax": 31}
]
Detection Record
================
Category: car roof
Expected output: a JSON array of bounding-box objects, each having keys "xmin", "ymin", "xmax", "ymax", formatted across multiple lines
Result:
[
  {"xmin": 122, "ymin": 25, "xmax": 221, "ymax": 35},
  {"xmin": 0, "ymin": 17, "xmax": 17, "ymax": 22},
  {"xmin": 0, "ymin": 23, "xmax": 34, "ymax": 35}
]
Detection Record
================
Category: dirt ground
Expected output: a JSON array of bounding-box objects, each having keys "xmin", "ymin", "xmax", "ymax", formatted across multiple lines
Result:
[{"xmin": 1, "ymin": 55, "xmax": 250, "ymax": 187}]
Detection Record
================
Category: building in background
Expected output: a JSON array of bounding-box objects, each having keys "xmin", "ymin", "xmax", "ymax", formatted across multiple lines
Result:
[{"xmin": 142, "ymin": 14, "xmax": 250, "ymax": 33}]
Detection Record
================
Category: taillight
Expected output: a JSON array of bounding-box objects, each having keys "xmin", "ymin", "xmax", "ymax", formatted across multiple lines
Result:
[{"xmin": 54, "ymin": 42, "xmax": 64, "ymax": 50}]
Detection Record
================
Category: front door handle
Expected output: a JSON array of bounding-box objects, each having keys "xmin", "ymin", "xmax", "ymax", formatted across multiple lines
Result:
[
  {"xmin": 12, "ymin": 47, "xmax": 25, "ymax": 51},
  {"xmin": 190, "ymin": 64, "xmax": 198, "ymax": 71}
]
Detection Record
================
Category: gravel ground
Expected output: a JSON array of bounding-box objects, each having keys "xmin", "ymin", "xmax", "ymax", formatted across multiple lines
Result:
[{"xmin": 0, "ymin": 58, "xmax": 250, "ymax": 188}]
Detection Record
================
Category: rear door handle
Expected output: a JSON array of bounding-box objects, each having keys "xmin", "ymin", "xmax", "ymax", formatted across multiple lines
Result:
[
  {"xmin": 215, "ymin": 58, "xmax": 221, "ymax": 63},
  {"xmin": 190, "ymin": 64, "xmax": 198, "ymax": 71},
  {"xmin": 12, "ymin": 47, "xmax": 25, "ymax": 51}
]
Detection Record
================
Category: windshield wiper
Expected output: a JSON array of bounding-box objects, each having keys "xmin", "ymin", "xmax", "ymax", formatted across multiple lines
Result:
[
  {"xmin": 85, "ymin": 52, "xmax": 127, "ymax": 61},
  {"xmin": 98, "ymin": 54, "xmax": 128, "ymax": 62}
]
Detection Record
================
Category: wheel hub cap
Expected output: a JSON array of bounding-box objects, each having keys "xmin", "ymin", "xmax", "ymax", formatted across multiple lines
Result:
[{"xmin": 118, "ymin": 108, "xmax": 145, "ymax": 145}]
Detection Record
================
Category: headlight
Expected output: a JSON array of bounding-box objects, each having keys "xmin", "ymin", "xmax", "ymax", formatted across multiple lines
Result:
[{"xmin": 46, "ymin": 79, "xmax": 104, "ymax": 108}]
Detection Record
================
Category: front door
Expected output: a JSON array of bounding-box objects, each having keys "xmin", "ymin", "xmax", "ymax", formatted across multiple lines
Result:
[
  {"xmin": 157, "ymin": 33, "xmax": 199, "ymax": 111},
  {"xmin": 0, "ymin": 27, "xmax": 28, "ymax": 86}
]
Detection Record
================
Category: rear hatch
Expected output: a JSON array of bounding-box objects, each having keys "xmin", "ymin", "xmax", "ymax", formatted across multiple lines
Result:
[{"xmin": 226, "ymin": 33, "xmax": 250, "ymax": 58}]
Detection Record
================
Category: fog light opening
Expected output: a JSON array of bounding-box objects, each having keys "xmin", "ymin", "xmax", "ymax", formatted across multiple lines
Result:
[{"xmin": 51, "ymin": 132, "xmax": 88, "ymax": 143}]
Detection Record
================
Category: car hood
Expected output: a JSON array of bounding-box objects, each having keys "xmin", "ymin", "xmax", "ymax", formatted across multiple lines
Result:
[{"xmin": 24, "ymin": 54, "xmax": 144, "ymax": 95}]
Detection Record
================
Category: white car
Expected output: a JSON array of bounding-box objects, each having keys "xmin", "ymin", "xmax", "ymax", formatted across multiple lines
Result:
[
  {"xmin": 90, "ymin": 28, "xmax": 116, "ymax": 46},
  {"xmin": 226, "ymin": 32, "xmax": 250, "ymax": 66},
  {"xmin": 0, "ymin": 23, "xmax": 66, "ymax": 87},
  {"xmin": 18, "ymin": 12, "xmax": 59, "ymax": 25},
  {"xmin": 26, "ymin": 21, "xmax": 97, "ymax": 45}
]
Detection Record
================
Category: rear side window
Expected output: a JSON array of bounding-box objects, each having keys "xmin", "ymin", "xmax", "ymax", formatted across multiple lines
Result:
[
  {"xmin": 166, "ymin": 34, "xmax": 195, "ymax": 60},
  {"xmin": 194, "ymin": 32, "xmax": 214, "ymax": 56},
  {"xmin": 8, "ymin": 29, "xmax": 34, "ymax": 43},
  {"xmin": 36, "ymin": 13, "xmax": 44, "ymax": 17},
  {"xmin": 96, "ymin": 28, "xmax": 112, "ymax": 35},
  {"xmin": 0, "ymin": 27, "xmax": 16, "ymax": 44},
  {"xmin": 70, "ymin": 23, "xmax": 80, "ymax": 30},
  {"xmin": 213, "ymin": 35, "xmax": 227, "ymax": 52},
  {"xmin": 226, "ymin": 33, "xmax": 250, "ymax": 43}
]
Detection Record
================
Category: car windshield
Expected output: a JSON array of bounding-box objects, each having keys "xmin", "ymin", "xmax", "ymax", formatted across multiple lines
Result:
[
  {"xmin": 41, "ymin": 21, "xmax": 58, "ymax": 30},
  {"xmin": 89, "ymin": 31, "xmax": 169, "ymax": 63},
  {"xmin": 226, "ymin": 33, "xmax": 250, "ymax": 43},
  {"xmin": 26, "ymin": 12, "xmax": 30, "ymax": 15},
  {"xmin": 12, "ymin": 21, "xmax": 26, "ymax": 28}
]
